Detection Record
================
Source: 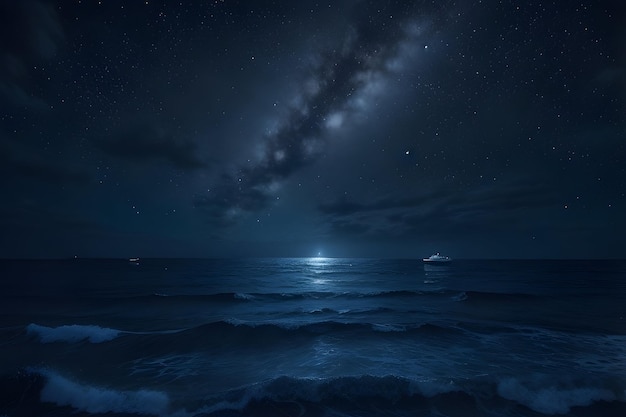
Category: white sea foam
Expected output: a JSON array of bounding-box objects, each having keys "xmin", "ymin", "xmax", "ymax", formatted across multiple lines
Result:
[
  {"xmin": 27, "ymin": 323, "xmax": 121, "ymax": 343},
  {"xmin": 234, "ymin": 292, "xmax": 254, "ymax": 300},
  {"xmin": 452, "ymin": 291, "xmax": 467, "ymax": 301},
  {"xmin": 371, "ymin": 323, "xmax": 406, "ymax": 332},
  {"xmin": 38, "ymin": 369, "xmax": 171, "ymax": 416},
  {"xmin": 497, "ymin": 377, "xmax": 616, "ymax": 414}
]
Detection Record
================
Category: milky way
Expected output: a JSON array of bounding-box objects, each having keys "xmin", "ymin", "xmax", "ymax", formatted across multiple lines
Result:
[{"xmin": 195, "ymin": 1, "xmax": 449, "ymax": 222}]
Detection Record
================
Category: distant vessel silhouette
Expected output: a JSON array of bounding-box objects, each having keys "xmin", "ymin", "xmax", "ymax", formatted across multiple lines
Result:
[{"xmin": 422, "ymin": 253, "xmax": 452, "ymax": 264}]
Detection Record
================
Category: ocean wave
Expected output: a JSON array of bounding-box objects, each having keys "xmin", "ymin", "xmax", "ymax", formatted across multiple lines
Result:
[
  {"xmin": 358, "ymin": 289, "xmax": 449, "ymax": 298},
  {"xmin": 26, "ymin": 323, "xmax": 122, "ymax": 343},
  {"xmin": 20, "ymin": 318, "xmax": 462, "ymax": 354},
  {"xmin": 233, "ymin": 292, "xmax": 255, "ymax": 301},
  {"xmin": 135, "ymin": 289, "xmax": 544, "ymax": 309},
  {"xmin": 38, "ymin": 368, "xmax": 170, "ymax": 415},
  {"xmin": 2, "ymin": 370, "xmax": 624, "ymax": 417},
  {"xmin": 134, "ymin": 289, "xmax": 455, "ymax": 304},
  {"xmin": 215, "ymin": 319, "xmax": 374, "ymax": 335},
  {"xmin": 304, "ymin": 306, "xmax": 395, "ymax": 315},
  {"xmin": 171, "ymin": 320, "xmax": 464, "ymax": 347},
  {"xmin": 194, "ymin": 374, "xmax": 626, "ymax": 417},
  {"xmin": 497, "ymin": 376, "xmax": 618, "ymax": 414},
  {"xmin": 452, "ymin": 291, "xmax": 468, "ymax": 301},
  {"xmin": 454, "ymin": 290, "xmax": 538, "ymax": 303},
  {"xmin": 150, "ymin": 292, "xmax": 255, "ymax": 302},
  {"xmin": 371, "ymin": 323, "xmax": 407, "ymax": 332},
  {"xmin": 2, "ymin": 368, "xmax": 174, "ymax": 416},
  {"xmin": 22, "ymin": 318, "xmax": 515, "ymax": 350},
  {"xmin": 306, "ymin": 307, "xmax": 338, "ymax": 314},
  {"xmin": 188, "ymin": 374, "xmax": 464, "ymax": 416}
]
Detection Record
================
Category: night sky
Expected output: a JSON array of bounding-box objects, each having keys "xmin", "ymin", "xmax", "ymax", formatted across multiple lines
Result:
[{"xmin": 1, "ymin": 0, "xmax": 624, "ymax": 259}]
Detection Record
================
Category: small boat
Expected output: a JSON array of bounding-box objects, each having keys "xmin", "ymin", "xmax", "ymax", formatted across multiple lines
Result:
[
  {"xmin": 422, "ymin": 253, "xmax": 452, "ymax": 264},
  {"xmin": 129, "ymin": 257, "xmax": 140, "ymax": 264}
]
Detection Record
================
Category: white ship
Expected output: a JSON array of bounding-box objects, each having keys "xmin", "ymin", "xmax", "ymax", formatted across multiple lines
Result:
[{"xmin": 422, "ymin": 253, "xmax": 452, "ymax": 264}]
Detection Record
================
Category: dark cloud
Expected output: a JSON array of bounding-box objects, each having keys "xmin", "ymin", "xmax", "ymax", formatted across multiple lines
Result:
[
  {"xmin": 0, "ymin": 0, "xmax": 64, "ymax": 108},
  {"xmin": 319, "ymin": 181, "xmax": 558, "ymax": 239},
  {"xmin": 99, "ymin": 126, "xmax": 206, "ymax": 170},
  {"xmin": 196, "ymin": 0, "xmax": 447, "ymax": 221}
]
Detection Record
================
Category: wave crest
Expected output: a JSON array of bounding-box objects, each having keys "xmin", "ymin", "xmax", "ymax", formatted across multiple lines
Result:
[
  {"xmin": 37, "ymin": 368, "xmax": 170, "ymax": 416},
  {"xmin": 26, "ymin": 323, "xmax": 121, "ymax": 343},
  {"xmin": 497, "ymin": 376, "xmax": 617, "ymax": 414}
]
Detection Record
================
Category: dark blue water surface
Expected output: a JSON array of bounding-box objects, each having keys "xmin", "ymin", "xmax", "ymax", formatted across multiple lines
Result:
[{"xmin": 1, "ymin": 258, "xmax": 625, "ymax": 416}]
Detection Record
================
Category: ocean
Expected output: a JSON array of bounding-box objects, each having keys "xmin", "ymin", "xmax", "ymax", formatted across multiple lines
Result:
[{"xmin": 0, "ymin": 258, "xmax": 625, "ymax": 416}]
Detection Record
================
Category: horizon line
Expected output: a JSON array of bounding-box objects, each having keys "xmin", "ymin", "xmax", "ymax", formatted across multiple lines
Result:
[{"xmin": 1, "ymin": 256, "xmax": 625, "ymax": 261}]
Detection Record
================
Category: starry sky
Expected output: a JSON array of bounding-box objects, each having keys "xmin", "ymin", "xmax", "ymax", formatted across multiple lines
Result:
[{"xmin": 1, "ymin": 0, "xmax": 624, "ymax": 259}]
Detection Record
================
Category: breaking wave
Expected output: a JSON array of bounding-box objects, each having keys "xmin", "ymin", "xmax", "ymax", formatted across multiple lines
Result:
[{"xmin": 38, "ymin": 368, "xmax": 170, "ymax": 415}]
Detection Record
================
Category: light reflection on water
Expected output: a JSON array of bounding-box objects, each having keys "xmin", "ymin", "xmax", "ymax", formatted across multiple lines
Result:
[
  {"xmin": 305, "ymin": 257, "xmax": 343, "ymax": 291},
  {"xmin": 423, "ymin": 263, "xmax": 452, "ymax": 285}
]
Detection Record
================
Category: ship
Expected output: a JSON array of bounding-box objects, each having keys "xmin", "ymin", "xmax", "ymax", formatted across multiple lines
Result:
[{"xmin": 422, "ymin": 253, "xmax": 452, "ymax": 264}]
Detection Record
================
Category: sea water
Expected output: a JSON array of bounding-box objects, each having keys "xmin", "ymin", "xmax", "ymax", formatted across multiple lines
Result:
[{"xmin": 0, "ymin": 258, "xmax": 625, "ymax": 416}]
